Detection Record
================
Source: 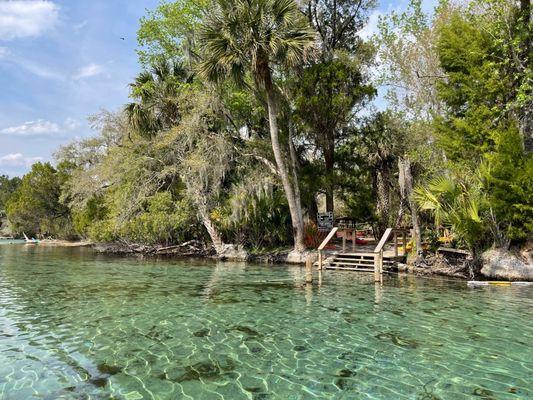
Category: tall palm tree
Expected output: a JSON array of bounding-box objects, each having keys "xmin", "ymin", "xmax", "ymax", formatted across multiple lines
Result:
[{"xmin": 198, "ymin": 0, "xmax": 316, "ymax": 253}]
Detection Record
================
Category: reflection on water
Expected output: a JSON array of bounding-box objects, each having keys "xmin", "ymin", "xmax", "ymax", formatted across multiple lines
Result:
[{"xmin": 0, "ymin": 245, "xmax": 532, "ymax": 399}]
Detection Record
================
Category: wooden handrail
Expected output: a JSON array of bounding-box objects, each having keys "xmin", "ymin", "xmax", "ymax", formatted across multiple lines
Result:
[
  {"xmin": 374, "ymin": 228, "xmax": 393, "ymax": 253},
  {"xmin": 317, "ymin": 227, "xmax": 339, "ymax": 250},
  {"xmin": 316, "ymin": 227, "xmax": 338, "ymax": 270}
]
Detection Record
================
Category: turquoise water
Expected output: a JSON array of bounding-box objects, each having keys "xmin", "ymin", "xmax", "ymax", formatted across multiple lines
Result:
[{"xmin": 0, "ymin": 244, "xmax": 531, "ymax": 399}]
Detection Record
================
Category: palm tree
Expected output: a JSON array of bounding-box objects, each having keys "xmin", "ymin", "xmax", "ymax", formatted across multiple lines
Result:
[
  {"xmin": 125, "ymin": 59, "xmax": 190, "ymax": 139},
  {"xmin": 198, "ymin": 0, "xmax": 316, "ymax": 253},
  {"xmin": 414, "ymin": 173, "xmax": 489, "ymax": 257}
]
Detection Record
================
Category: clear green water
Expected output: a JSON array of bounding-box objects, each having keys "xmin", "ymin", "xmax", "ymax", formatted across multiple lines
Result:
[{"xmin": 0, "ymin": 244, "xmax": 531, "ymax": 400}]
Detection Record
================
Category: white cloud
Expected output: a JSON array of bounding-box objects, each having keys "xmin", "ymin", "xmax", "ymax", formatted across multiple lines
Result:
[
  {"xmin": 73, "ymin": 63, "xmax": 104, "ymax": 80},
  {"xmin": 0, "ymin": 153, "xmax": 43, "ymax": 167},
  {"xmin": 0, "ymin": 44, "xmax": 64, "ymax": 80},
  {"xmin": 0, "ymin": 118, "xmax": 80, "ymax": 136},
  {"xmin": 21, "ymin": 60, "xmax": 64, "ymax": 80},
  {"xmin": 63, "ymin": 117, "xmax": 80, "ymax": 130},
  {"xmin": 73, "ymin": 20, "xmax": 88, "ymax": 30},
  {"xmin": 0, "ymin": 1, "xmax": 59, "ymax": 41}
]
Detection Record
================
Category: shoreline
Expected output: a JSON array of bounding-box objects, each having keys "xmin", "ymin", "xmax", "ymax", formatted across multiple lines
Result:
[{"xmin": 5, "ymin": 239, "xmax": 531, "ymax": 282}]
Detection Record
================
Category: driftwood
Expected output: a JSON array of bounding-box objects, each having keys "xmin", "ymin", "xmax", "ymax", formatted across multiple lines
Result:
[
  {"xmin": 437, "ymin": 247, "xmax": 471, "ymax": 256},
  {"xmin": 413, "ymin": 251, "xmax": 481, "ymax": 279},
  {"xmin": 155, "ymin": 240, "xmax": 206, "ymax": 256},
  {"xmin": 94, "ymin": 240, "xmax": 209, "ymax": 257}
]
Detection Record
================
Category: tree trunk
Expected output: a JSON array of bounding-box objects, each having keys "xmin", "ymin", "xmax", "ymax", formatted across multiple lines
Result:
[
  {"xmin": 288, "ymin": 122, "xmax": 305, "ymax": 231},
  {"xmin": 324, "ymin": 136, "xmax": 335, "ymax": 212},
  {"xmin": 264, "ymin": 74, "xmax": 305, "ymax": 252},
  {"xmin": 374, "ymin": 165, "xmax": 391, "ymax": 237},
  {"xmin": 518, "ymin": 0, "xmax": 532, "ymax": 152},
  {"xmin": 398, "ymin": 157, "xmax": 423, "ymax": 261},
  {"xmin": 200, "ymin": 210, "xmax": 225, "ymax": 255}
]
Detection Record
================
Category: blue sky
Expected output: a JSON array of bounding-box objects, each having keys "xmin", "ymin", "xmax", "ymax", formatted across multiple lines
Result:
[{"xmin": 0, "ymin": 0, "xmax": 437, "ymax": 177}]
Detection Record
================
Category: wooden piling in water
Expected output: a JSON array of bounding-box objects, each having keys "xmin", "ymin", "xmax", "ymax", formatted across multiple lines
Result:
[
  {"xmin": 374, "ymin": 253, "xmax": 379, "ymax": 282},
  {"xmin": 305, "ymin": 256, "xmax": 313, "ymax": 284}
]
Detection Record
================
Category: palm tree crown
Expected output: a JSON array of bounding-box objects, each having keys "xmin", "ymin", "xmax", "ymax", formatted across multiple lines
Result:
[
  {"xmin": 198, "ymin": 0, "xmax": 316, "ymax": 87},
  {"xmin": 125, "ymin": 59, "xmax": 191, "ymax": 138}
]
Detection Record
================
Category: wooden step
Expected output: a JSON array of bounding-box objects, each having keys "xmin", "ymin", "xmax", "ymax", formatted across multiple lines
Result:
[
  {"xmin": 333, "ymin": 257, "xmax": 375, "ymax": 264},
  {"xmin": 329, "ymin": 261, "xmax": 396, "ymax": 269},
  {"xmin": 329, "ymin": 261, "xmax": 373, "ymax": 267},
  {"xmin": 331, "ymin": 257, "xmax": 398, "ymax": 265},
  {"xmin": 325, "ymin": 266, "xmax": 392, "ymax": 273},
  {"xmin": 325, "ymin": 266, "xmax": 376, "ymax": 272},
  {"xmin": 339, "ymin": 252, "xmax": 375, "ymax": 257},
  {"xmin": 340, "ymin": 252, "xmax": 405, "ymax": 259}
]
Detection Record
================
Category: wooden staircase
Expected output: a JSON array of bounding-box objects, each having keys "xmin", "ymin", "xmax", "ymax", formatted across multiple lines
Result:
[
  {"xmin": 316, "ymin": 227, "xmax": 410, "ymax": 279},
  {"xmin": 325, "ymin": 252, "xmax": 405, "ymax": 272}
]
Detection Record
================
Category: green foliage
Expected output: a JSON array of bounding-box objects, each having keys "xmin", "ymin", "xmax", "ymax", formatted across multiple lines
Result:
[
  {"xmin": 293, "ymin": 56, "xmax": 375, "ymax": 126},
  {"xmin": 0, "ymin": 175, "xmax": 21, "ymax": 214},
  {"xmin": 434, "ymin": 6, "xmax": 532, "ymax": 245},
  {"xmin": 118, "ymin": 193, "xmax": 198, "ymax": 245},
  {"xmin": 213, "ymin": 186, "xmax": 292, "ymax": 249},
  {"xmin": 338, "ymin": 112, "xmax": 406, "ymax": 231},
  {"xmin": 9, "ymin": 0, "xmax": 529, "ymax": 256},
  {"xmin": 304, "ymin": 0, "xmax": 376, "ymax": 56},
  {"xmin": 125, "ymin": 59, "xmax": 193, "ymax": 139},
  {"xmin": 414, "ymin": 172, "xmax": 490, "ymax": 255},
  {"xmin": 291, "ymin": 53, "xmax": 375, "ymax": 197},
  {"xmin": 58, "ymin": 75, "xmax": 237, "ymax": 248},
  {"xmin": 374, "ymin": 0, "xmax": 447, "ymax": 120},
  {"xmin": 137, "ymin": 0, "xmax": 209, "ymax": 65},
  {"xmin": 480, "ymin": 128, "xmax": 533, "ymax": 243},
  {"xmin": 71, "ymin": 195, "xmax": 108, "ymax": 237},
  {"xmin": 197, "ymin": 0, "xmax": 316, "ymax": 86},
  {"xmin": 435, "ymin": 11, "xmax": 504, "ymax": 162},
  {"xmin": 6, "ymin": 163, "xmax": 74, "ymax": 238}
]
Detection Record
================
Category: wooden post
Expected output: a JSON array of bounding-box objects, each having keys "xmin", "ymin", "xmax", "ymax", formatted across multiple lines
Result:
[
  {"xmin": 394, "ymin": 231, "xmax": 398, "ymax": 257},
  {"xmin": 317, "ymin": 250, "xmax": 323, "ymax": 270},
  {"xmin": 402, "ymin": 230, "xmax": 407, "ymax": 255},
  {"xmin": 352, "ymin": 229, "xmax": 356, "ymax": 252},
  {"xmin": 374, "ymin": 250, "xmax": 384, "ymax": 282},
  {"xmin": 305, "ymin": 256, "xmax": 313, "ymax": 284},
  {"xmin": 342, "ymin": 231, "xmax": 346, "ymax": 252},
  {"xmin": 374, "ymin": 253, "xmax": 380, "ymax": 282},
  {"xmin": 379, "ymin": 249, "xmax": 383, "ymax": 275}
]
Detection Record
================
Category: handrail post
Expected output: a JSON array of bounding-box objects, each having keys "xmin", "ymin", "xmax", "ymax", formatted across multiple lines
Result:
[
  {"xmin": 373, "ymin": 228, "xmax": 392, "ymax": 282},
  {"xmin": 402, "ymin": 230, "xmax": 407, "ymax": 255},
  {"xmin": 316, "ymin": 226, "xmax": 339, "ymax": 271},
  {"xmin": 352, "ymin": 229, "xmax": 356, "ymax": 252},
  {"xmin": 394, "ymin": 231, "xmax": 398, "ymax": 257},
  {"xmin": 379, "ymin": 249, "xmax": 383, "ymax": 275},
  {"xmin": 374, "ymin": 252, "xmax": 379, "ymax": 282},
  {"xmin": 374, "ymin": 249, "xmax": 383, "ymax": 282},
  {"xmin": 342, "ymin": 231, "xmax": 346, "ymax": 252}
]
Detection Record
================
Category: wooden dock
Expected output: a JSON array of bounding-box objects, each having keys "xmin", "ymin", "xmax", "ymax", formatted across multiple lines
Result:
[{"xmin": 316, "ymin": 227, "xmax": 411, "ymax": 281}]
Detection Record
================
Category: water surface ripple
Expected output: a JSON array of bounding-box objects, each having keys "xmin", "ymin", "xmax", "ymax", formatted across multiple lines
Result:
[{"xmin": 0, "ymin": 244, "xmax": 531, "ymax": 399}]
